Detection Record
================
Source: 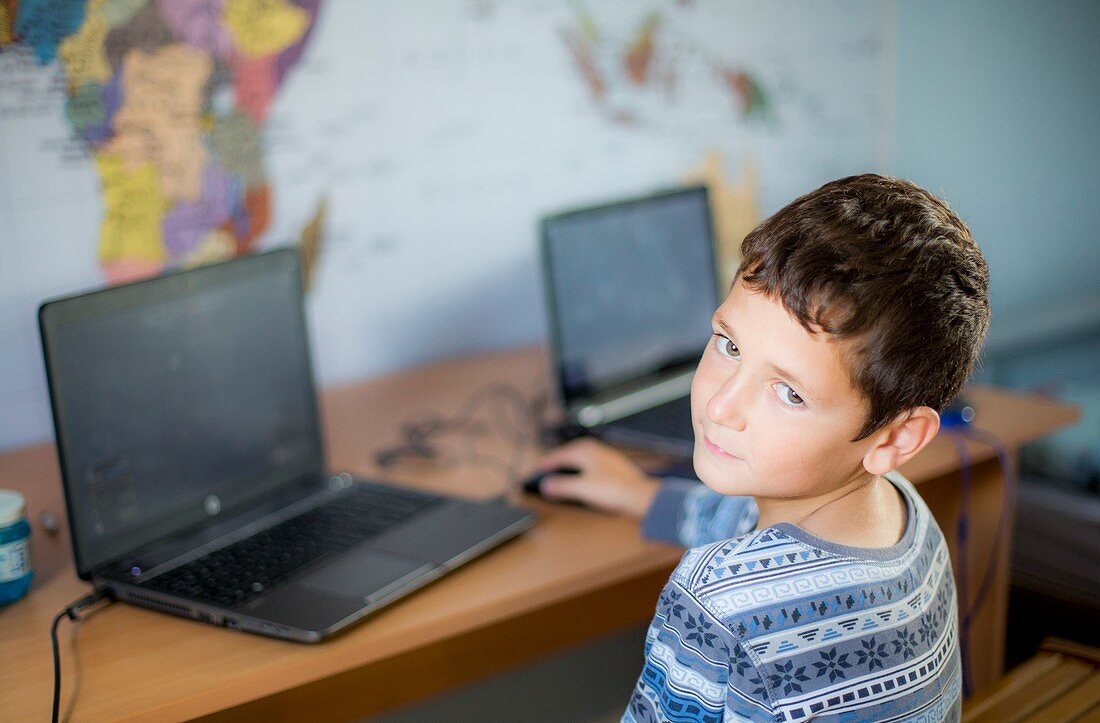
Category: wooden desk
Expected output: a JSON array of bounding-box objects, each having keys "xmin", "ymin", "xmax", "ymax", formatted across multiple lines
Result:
[{"xmin": 0, "ymin": 346, "xmax": 1079, "ymax": 721}]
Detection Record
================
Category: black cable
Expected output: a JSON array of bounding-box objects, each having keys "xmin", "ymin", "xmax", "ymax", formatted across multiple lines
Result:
[
  {"xmin": 374, "ymin": 381, "xmax": 547, "ymax": 489},
  {"xmin": 51, "ymin": 590, "xmax": 110, "ymax": 723}
]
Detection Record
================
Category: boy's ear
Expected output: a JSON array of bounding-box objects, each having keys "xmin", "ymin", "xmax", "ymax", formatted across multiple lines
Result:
[{"xmin": 862, "ymin": 406, "xmax": 940, "ymax": 476}]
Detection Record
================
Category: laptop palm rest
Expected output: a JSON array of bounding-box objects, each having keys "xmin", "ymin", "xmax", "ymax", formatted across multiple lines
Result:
[
  {"xmin": 241, "ymin": 501, "xmax": 531, "ymax": 631},
  {"xmin": 301, "ymin": 548, "xmax": 433, "ymax": 599},
  {"xmin": 243, "ymin": 548, "xmax": 432, "ymax": 630},
  {"xmin": 370, "ymin": 501, "xmax": 530, "ymax": 566}
]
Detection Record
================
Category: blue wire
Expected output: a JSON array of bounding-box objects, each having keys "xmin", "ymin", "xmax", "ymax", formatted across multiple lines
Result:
[
  {"xmin": 958, "ymin": 426, "xmax": 1016, "ymax": 629},
  {"xmin": 944, "ymin": 430, "xmax": 974, "ymax": 698},
  {"xmin": 942, "ymin": 423, "xmax": 1016, "ymax": 700}
]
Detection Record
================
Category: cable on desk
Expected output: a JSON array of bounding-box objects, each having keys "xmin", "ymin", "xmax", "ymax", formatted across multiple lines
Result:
[
  {"xmin": 51, "ymin": 590, "xmax": 111, "ymax": 723},
  {"xmin": 374, "ymin": 381, "xmax": 548, "ymax": 490}
]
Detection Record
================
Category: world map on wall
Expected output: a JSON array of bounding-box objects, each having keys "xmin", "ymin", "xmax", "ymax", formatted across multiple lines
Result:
[
  {"xmin": 1, "ymin": 0, "xmax": 322, "ymax": 282},
  {"xmin": 0, "ymin": 0, "xmax": 774, "ymax": 286},
  {"xmin": 561, "ymin": 4, "xmax": 772, "ymax": 129},
  {"xmin": 0, "ymin": 0, "xmax": 887, "ymax": 450}
]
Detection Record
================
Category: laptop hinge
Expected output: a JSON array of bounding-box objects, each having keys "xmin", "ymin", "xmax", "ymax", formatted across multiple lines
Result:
[
  {"xmin": 570, "ymin": 370, "xmax": 694, "ymax": 427},
  {"xmin": 100, "ymin": 474, "xmax": 340, "ymax": 583}
]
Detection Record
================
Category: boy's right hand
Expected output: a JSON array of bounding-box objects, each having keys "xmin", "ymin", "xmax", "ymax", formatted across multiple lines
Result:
[{"xmin": 532, "ymin": 438, "xmax": 660, "ymax": 519}]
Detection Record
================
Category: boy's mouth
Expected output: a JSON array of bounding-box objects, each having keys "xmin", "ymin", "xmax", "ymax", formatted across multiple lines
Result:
[{"xmin": 703, "ymin": 434, "xmax": 743, "ymax": 461}]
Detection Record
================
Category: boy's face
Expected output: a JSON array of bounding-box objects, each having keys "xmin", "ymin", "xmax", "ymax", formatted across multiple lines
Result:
[{"xmin": 691, "ymin": 280, "xmax": 875, "ymax": 501}]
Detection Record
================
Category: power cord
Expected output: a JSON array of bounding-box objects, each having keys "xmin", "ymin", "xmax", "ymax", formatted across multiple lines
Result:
[{"xmin": 51, "ymin": 590, "xmax": 111, "ymax": 723}]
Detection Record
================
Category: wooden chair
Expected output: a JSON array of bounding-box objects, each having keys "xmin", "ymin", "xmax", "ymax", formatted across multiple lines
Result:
[{"xmin": 963, "ymin": 638, "xmax": 1100, "ymax": 722}]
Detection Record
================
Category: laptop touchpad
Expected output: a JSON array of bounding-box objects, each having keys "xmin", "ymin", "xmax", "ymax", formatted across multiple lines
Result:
[{"xmin": 301, "ymin": 547, "xmax": 434, "ymax": 601}]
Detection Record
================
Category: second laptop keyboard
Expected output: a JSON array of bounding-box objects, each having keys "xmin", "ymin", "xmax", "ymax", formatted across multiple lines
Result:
[{"xmin": 142, "ymin": 483, "xmax": 443, "ymax": 608}]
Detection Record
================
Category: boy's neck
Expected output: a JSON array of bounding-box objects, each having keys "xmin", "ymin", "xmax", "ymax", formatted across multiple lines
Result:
[{"xmin": 754, "ymin": 472, "xmax": 907, "ymax": 549}]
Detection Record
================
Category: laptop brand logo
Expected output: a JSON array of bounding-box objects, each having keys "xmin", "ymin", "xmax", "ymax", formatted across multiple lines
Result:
[{"xmin": 204, "ymin": 495, "xmax": 222, "ymax": 516}]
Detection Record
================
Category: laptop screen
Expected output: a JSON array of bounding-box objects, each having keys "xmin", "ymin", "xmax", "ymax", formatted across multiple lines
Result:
[
  {"xmin": 39, "ymin": 250, "xmax": 323, "ymax": 577},
  {"xmin": 541, "ymin": 186, "xmax": 719, "ymax": 406}
]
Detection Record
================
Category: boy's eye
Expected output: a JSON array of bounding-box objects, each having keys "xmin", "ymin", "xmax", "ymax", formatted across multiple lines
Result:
[
  {"xmin": 713, "ymin": 335, "xmax": 740, "ymax": 360},
  {"xmin": 776, "ymin": 382, "xmax": 805, "ymax": 407}
]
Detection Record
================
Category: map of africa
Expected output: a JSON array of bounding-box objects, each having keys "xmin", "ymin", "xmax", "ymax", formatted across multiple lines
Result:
[
  {"xmin": 0, "ymin": 1, "xmax": 887, "ymax": 450},
  {"xmin": 3, "ymin": 0, "xmax": 320, "ymax": 281}
]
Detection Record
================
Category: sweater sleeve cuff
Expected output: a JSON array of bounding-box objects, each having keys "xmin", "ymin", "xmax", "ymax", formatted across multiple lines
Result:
[{"xmin": 641, "ymin": 478, "xmax": 698, "ymax": 543}]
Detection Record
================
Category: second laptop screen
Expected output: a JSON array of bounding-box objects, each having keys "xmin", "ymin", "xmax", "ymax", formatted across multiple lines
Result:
[{"xmin": 543, "ymin": 188, "xmax": 719, "ymax": 402}]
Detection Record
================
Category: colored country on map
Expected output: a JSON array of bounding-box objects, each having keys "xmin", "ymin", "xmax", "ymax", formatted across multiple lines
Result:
[
  {"xmin": 96, "ymin": 152, "xmax": 170, "ymax": 281},
  {"xmin": 106, "ymin": 43, "xmax": 214, "ymax": 202},
  {"xmin": 103, "ymin": 2, "xmax": 177, "ymax": 73},
  {"xmin": 13, "ymin": 0, "xmax": 88, "ymax": 62},
  {"xmin": 625, "ymin": 13, "xmax": 658, "ymax": 85},
  {"xmin": 184, "ymin": 228, "xmax": 237, "ymax": 267},
  {"xmin": 719, "ymin": 67, "xmax": 771, "ymax": 120},
  {"xmin": 562, "ymin": 4, "xmax": 773, "ymax": 127},
  {"xmin": 1, "ymin": 1, "xmax": 16, "ymax": 44},
  {"xmin": 66, "ymin": 82, "xmax": 108, "ymax": 143},
  {"xmin": 272, "ymin": 0, "xmax": 320, "ymax": 86},
  {"xmin": 65, "ymin": 73, "xmax": 122, "ymax": 145},
  {"xmin": 102, "ymin": 0, "xmax": 147, "ymax": 28},
  {"xmin": 223, "ymin": 0, "xmax": 309, "ymax": 59},
  {"xmin": 208, "ymin": 111, "xmax": 266, "ymax": 187},
  {"xmin": 233, "ymin": 52, "xmax": 278, "ymax": 124},
  {"xmin": 158, "ymin": 0, "xmax": 232, "ymax": 58},
  {"xmin": 228, "ymin": 182, "xmax": 271, "ymax": 251},
  {"xmin": 58, "ymin": 0, "xmax": 112, "ymax": 88},
  {"xmin": 560, "ymin": 11, "xmax": 603, "ymax": 101},
  {"xmin": 163, "ymin": 163, "xmax": 236, "ymax": 258}
]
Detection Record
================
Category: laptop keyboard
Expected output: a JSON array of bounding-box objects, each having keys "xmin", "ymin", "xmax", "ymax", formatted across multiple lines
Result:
[
  {"xmin": 615, "ymin": 395, "xmax": 693, "ymax": 437},
  {"xmin": 598, "ymin": 395, "xmax": 695, "ymax": 457},
  {"xmin": 141, "ymin": 484, "xmax": 443, "ymax": 608}
]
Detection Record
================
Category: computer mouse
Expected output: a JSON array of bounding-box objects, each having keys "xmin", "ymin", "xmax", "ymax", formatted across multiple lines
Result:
[{"xmin": 520, "ymin": 465, "xmax": 582, "ymax": 497}]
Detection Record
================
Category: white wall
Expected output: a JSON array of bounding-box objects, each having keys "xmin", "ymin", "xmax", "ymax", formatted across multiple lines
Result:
[{"xmin": 893, "ymin": 0, "xmax": 1100, "ymax": 347}]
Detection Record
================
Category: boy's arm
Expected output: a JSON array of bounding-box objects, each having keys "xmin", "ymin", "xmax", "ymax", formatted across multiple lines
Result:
[
  {"xmin": 642, "ymin": 479, "xmax": 758, "ymax": 548},
  {"xmin": 625, "ymin": 573, "xmax": 776, "ymax": 722},
  {"xmin": 535, "ymin": 439, "xmax": 758, "ymax": 547}
]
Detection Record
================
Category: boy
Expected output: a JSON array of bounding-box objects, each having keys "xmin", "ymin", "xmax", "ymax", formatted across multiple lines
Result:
[{"xmin": 536, "ymin": 174, "xmax": 989, "ymax": 721}]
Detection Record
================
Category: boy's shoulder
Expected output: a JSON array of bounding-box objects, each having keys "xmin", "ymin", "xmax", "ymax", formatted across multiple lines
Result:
[
  {"xmin": 644, "ymin": 474, "xmax": 960, "ymax": 720},
  {"xmin": 669, "ymin": 473, "xmax": 947, "ymax": 636},
  {"xmin": 669, "ymin": 525, "xmax": 840, "ymax": 619}
]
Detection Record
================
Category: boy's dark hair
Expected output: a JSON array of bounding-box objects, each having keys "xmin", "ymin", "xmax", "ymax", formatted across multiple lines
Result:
[{"xmin": 738, "ymin": 173, "xmax": 990, "ymax": 440}]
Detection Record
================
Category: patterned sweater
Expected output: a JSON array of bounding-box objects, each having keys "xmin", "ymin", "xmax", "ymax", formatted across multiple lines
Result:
[{"xmin": 626, "ymin": 471, "xmax": 961, "ymax": 722}]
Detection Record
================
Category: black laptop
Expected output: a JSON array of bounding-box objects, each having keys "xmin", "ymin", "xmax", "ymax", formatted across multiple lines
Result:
[
  {"xmin": 38, "ymin": 249, "xmax": 534, "ymax": 642},
  {"xmin": 540, "ymin": 186, "xmax": 720, "ymax": 458}
]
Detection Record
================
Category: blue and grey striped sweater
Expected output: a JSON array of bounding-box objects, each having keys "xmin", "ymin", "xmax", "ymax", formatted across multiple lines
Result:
[{"xmin": 627, "ymin": 471, "xmax": 961, "ymax": 722}]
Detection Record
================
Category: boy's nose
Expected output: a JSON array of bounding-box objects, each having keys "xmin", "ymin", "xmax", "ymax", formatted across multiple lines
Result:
[{"xmin": 705, "ymin": 372, "xmax": 749, "ymax": 432}]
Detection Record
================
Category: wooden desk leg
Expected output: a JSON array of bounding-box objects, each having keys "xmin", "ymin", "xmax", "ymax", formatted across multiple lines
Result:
[{"xmin": 920, "ymin": 453, "xmax": 1017, "ymax": 696}]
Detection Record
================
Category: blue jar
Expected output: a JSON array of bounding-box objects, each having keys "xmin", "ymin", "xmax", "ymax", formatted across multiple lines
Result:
[{"xmin": 0, "ymin": 490, "xmax": 34, "ymax": 605}]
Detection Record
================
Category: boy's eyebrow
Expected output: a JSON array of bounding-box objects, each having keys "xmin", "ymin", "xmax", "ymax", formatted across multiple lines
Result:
[
  {"xmin": 711, "ymin": 313, "xmax": 823, "ymax": 402},
  {"xmin": 766, "ymin": 361, "xmax": 821, "ymax": 403}
]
